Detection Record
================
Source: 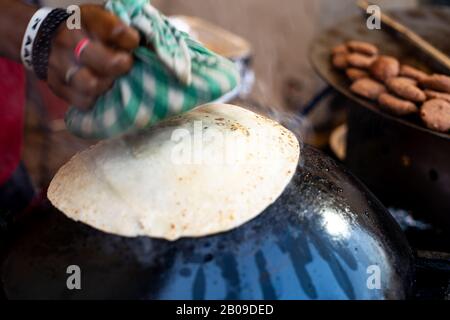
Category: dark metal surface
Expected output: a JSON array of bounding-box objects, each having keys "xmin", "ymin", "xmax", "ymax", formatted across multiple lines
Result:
[
  {"xmin": 415, "ymin": 251, "xmax": 450, "ymax": 300},
  {"xmin": 346, "ymin": 103, "xmax": 450, "ymax": 232},
  {"xmin": 309, "ymin": 7, "xmax": 450, "ymax": 230},
  {"xmin": 1, "ymin": 145, "xmax": 414, "ymax": 300}
]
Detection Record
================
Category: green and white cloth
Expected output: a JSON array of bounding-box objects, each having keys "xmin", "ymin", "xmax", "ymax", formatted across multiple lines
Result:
[{"xmin": 65, "ymin": 0, "xmax": 240, "ymax": 139}]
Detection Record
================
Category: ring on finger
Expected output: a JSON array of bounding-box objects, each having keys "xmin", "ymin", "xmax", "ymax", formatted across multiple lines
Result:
[
  {"xmin": 65, "ymin": 65, "xmax": 80, "ymax": 85},
  {"xmin": 74, "ymin": 38, "xmax": 90, "ymax": 63}
]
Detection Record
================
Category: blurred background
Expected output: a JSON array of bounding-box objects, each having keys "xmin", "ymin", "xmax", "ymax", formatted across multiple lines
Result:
[
  {"xmin": 44, "ymin": 0, "xmax": 418, "ymax": 109},
  {"xmin": 27, "ymin": 0, "xmax": 445, "ymax": 189}
]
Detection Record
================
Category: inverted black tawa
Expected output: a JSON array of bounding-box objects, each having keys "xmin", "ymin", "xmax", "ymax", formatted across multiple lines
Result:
[{"xmin": 1, "ymin": 145, "xmax": 414, "ymax": 300}]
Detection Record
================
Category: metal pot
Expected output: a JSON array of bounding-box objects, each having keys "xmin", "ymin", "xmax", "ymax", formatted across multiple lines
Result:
[
  {"xmin": 1, "ymin": 145, "xmax": 414, "ymax": 300},
  {"xmin": 309, "ymin": 7, "xmax": 450, "ymax": 230}
]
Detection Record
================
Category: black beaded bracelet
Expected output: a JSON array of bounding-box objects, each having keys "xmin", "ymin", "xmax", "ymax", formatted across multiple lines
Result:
[{"xmin": 32, "ymin": 8, "xmax": 72, "ymax": 80}]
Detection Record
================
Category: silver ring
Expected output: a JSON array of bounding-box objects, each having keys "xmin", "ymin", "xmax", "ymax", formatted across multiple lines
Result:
[{"xmin": 65, "ymin": 65, "xmax": 80, "ymax": 85}]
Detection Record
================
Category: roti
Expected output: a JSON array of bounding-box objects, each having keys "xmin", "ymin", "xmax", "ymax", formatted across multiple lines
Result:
[{"xmin": 48, "ymin": 104, "xmax": 300, "ymax": 240}]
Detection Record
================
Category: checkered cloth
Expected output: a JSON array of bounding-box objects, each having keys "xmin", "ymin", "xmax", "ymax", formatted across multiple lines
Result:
[{"xmin": 65, "ymin": 0, "xmax": 240, "ymax": 139}]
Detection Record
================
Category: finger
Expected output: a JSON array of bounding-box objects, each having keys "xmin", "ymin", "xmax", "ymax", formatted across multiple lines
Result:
[
  {"xmin": 51, "ymin": 24, "xmax": 85, "ymax": 52},
  {"xmin": 79, "ymin": 40, "xmax": 134, "ymax": 78},
  {"xmin": 48, "ymin": 33, "xmax": 78, "ymax": 73},
  {"xmin": 80, "ymin": 4, "xmax": 140, "ymax": 51},
  {"xmin": 70, "ymin": 67, "xmax": 115, "ymax": 96},
  {"xmin": 49, "ymin": 27, "xmax": 85, "ymax": 82},
  {"xmin": 48, "ymin": 69, "xmax": 97, "ymax": 110},
  {"xmin": 50, "ymin": 26, "xmax": 132, "ymax": 79}
]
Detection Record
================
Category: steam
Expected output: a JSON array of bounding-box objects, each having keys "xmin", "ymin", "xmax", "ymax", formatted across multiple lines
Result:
[
  {"xmin": 238, "ymin": 97, "xmax": 313, "ymax": 149},
  {"xmin": 262, "ymin": 106, "xmax": 313, "ymax": 146},
  {"xmin": 237, "ymin": 71, "xmax": 313, "ymax": 148}
]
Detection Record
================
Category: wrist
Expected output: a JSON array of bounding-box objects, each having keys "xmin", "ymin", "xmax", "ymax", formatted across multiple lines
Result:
[
  {"xmin": 21, "ymin": 7, "xmax": 54, "ymax": 71},
  {"xmin": 30, "ymin": 8, "xmax": 72, "ymax": 80}
]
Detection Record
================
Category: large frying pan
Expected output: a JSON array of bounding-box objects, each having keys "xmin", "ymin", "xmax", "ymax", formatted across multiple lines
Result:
[
  {"xmin": 310, "ymin": 7, "xmax": 450, "ymax": 230},
  {"xmin": 1, "ymin": 145, "xmax": 414, "ymax": 300}
]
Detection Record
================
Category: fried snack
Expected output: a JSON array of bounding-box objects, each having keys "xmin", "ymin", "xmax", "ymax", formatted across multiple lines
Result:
[
  {"xmin": 400, "ymin": 65, "xmax": 428, "ymax": 82},
  {"xmin": 400, "ymin": 77, "xmax": 418, "ymax": 86},
  {"xmin": 332, "ymin": 53, "xmax": 348, "ymax": 70},
  {"xmin": 350, "ymin": 78, "xmax": 387, "ymax": 100},
  {"xmin": 378, "ymin": 93, "xmax": 418, "ymax": 116},
  {"xmin": 347, "ymin": 53, "xmax": 377, "ymax": 69},
  {"xmin": 370, "ymin": 56, "xmax": 400, "ymax": 82},
  {"xmin": 386, "ymin": 77, "xmax": 426, "ymax": 103},
  {"xmin": 346, "ymin": 68, "xmax": 369, "ymax": 81},
  {"xmin": 346, "ymin": 41, "xmax": 379, "ymax": 56},
  {"xmin": 420, "ymin": 99, "xmax": 450, "ymax": 132},
  {"xmin": 424, "ymin": 90, "xmax": 450, "ymax": 103},
  {"xmin": 420, "ymin": 74, "xmax": 450, "ymax": 93},
  {"xmin": 332, "ymin": 44, "xmax": 349, "ymax": 55}
]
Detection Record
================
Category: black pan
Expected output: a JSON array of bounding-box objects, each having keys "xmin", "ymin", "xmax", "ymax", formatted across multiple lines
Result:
[
  {"xmin": 1, "ymin": 145, "xmax": 414, "ymax": 300},
  {"xmin": 310, "ymin": 7, "xmax": 450, "ymax": 230}
]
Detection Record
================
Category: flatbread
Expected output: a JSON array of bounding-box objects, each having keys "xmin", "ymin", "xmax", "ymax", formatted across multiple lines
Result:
[{"xmin": 48, "ymin": 104, "xmax": 300, "ymax": 240}]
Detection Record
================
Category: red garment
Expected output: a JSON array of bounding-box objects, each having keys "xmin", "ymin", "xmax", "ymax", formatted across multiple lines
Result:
[{"xmin": 0, "ymin": 58, "xmax": 25, "ymax": 185}]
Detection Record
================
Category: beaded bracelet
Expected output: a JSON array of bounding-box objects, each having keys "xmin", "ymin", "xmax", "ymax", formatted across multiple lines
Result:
[{"xmin": 31, "ymin": 8, "xmax": 72, "ymax": 80}]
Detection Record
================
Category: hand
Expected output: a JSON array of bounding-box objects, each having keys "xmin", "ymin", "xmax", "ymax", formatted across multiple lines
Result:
[{"xmin": 47, "ymin": 5, "xmax": 140, "ymax": 110}]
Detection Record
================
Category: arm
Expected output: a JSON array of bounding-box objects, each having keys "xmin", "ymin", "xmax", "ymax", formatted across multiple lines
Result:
[
  {"xmin": 0, "ymin": 0, "xmax": 35, "ymax": 60},
  {"xmin": 0, "ymin": 1, "xmax": 140, "ymax": 109}
]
